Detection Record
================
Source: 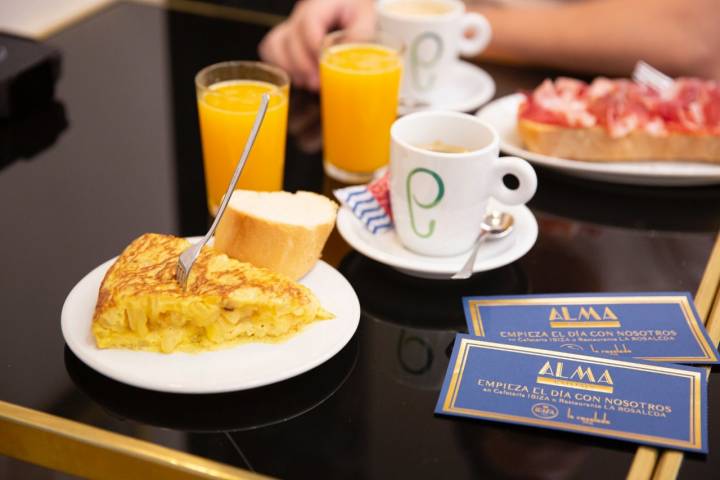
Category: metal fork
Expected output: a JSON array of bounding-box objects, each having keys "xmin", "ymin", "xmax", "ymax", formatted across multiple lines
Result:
[
  {"xmin": 632, "ymin": 60, "xmax": 674, "ymax": 93},
  {"xmin": 175, "ymin": 93, "xmax": 270, "ymax": 289}
]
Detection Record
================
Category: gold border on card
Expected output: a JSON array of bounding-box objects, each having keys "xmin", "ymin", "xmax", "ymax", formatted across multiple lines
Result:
[
  {"xmin": 440, "ymin": 338, "xmax": 704, "ymax": 451},
  {"xmin": 467, "ymin": 295, "xmax": 718, "ymax": 363},
  {"xmin": 0, "ymin": 400, "xmax": 268, "ymax": 480}
]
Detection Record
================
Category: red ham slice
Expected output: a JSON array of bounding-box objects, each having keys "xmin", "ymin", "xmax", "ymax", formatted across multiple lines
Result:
[{"xmin": 519, "ymin": 76, "xmax": 720, "ymax": 136}]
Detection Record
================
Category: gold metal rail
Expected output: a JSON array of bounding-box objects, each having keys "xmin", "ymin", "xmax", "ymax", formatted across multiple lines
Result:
[
  {"xmin": 0, "ymin": 400, "xmax": 269, "ymax": 479},
  {"xmin": 627, "ymin": 233, "xmax": 720, "ymax": 480}
]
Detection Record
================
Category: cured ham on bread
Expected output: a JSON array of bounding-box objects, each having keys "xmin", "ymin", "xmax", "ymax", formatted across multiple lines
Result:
[{"xmin": 517, "ymin": 77, "xmax": 720, "ymax": 163}]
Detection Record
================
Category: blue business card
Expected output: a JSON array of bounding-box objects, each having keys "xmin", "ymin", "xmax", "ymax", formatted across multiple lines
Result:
[
  {"xmin": 436, "ymin": 336, "xmax": 708, "ymax": 452},
  {"xmin": 463, "ymin": 293, "xmax": 719, "ymax": 364}
]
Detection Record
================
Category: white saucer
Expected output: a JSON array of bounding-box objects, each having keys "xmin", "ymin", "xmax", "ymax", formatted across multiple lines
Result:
[
  {"xmin": 477, "ymin": 94, "xmax": 720, "ymax": 186},
  {"xmin": 336, "ymin": 200, "xmax": 538, "ymax": 279},
  {"xmin": 61, "ymin": 256, "xmax": 360, "ymax": 394},
  {"xmin": 398, "ymin": 60, "xmax": 496, "ymax": 115}
]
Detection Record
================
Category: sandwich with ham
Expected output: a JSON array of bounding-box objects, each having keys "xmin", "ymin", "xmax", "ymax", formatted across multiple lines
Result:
[{"xmin": 517, "ymin": 77, "xmax": 720, "ymax": 163}]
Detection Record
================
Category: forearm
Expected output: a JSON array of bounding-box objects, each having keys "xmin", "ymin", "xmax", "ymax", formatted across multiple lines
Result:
[{"xmin": 469, "ymin": 0, "xmax": 720, "ymax": 79}]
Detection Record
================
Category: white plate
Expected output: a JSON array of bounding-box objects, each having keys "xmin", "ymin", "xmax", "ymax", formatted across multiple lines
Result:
[
  {"xmin": 477, "ymin": 94, "xmax": 720, "ymax": 186},
  {"xmin": 61, "ymin": 257, "xmax": 360, "ymax": 394},
  {"xmin": 336, "ymin": 200, "xmax": 537, "ymax": 279},
  {"xmin": 398, "ymin": 60, "xmax": 495, "ymax": 115}
]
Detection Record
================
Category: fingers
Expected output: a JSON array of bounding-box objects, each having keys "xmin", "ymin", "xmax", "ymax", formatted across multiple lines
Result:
[
  {"xmin": 283, "ymin": 21, "xmax": 318, "ymax": 90},
  {"xmin": 259, "ymin": 0, "xmax": 330, "ymax": 91},
  {"xmin": 342, "ymin": 0, "xmax": 377, "ymax": 38},
  {"xmin": 287, "ymin": 0, "xmax": 347, "ymax": 90},
  {"xmin": 258, "ymin": 0, "xmax": 377, "ymax": 91},
  {"xmin": 297, "ymin": 15, "xmax": 332, "ymax": 90},
  {"xmin": 259, "ymin": 20, "xmax": 320, "ymax": 90},
  {"xmin": 258, "ymin": 23, "xmax": 292, "ymax": 75}
]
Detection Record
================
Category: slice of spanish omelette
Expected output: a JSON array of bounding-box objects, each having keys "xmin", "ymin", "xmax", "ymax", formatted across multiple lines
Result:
[{"xmin": 92, "ymin": 233, "xmax": 333, "ymax": 353}]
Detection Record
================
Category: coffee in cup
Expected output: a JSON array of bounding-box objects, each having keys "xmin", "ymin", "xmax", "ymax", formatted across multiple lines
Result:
[
  {"xmin": 417, "ymin": 140, "xmax": 471, "ymax": 153},
  {"xmin": 390, "ymin": 111, "xmax": 537, "ymax": 256},
  {"xmin": 382, "ymin": 0, "xmax": 455, "ymax": 16}
]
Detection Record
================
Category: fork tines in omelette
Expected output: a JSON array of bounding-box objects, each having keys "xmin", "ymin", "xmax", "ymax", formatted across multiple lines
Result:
[{"xmin": 92, "ymin": 233, "xmax": 333, "ymax": 353}]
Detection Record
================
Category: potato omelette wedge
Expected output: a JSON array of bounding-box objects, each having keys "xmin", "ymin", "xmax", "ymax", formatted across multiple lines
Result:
[{"xmin": 92, "ymin": 233, "xmax": 333, "ymax": 353}]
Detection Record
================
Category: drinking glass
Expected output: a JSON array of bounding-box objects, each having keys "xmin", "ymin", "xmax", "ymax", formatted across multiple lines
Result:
[
  {"xmin": 320, "ymin": 30, "xmax": 403, "ymax": 183},
  {"xmin": 196, "ymin": 61, "xmax": 289, "ymax": 215}
]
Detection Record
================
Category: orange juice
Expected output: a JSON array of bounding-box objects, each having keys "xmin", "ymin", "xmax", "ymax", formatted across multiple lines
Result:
[
  {"xmin": 320, "ymin": 43, "xmax": 402, "ymax": 180},
  {"xmin": 197, "ymin": 80, "xmax": 289, "ymax": 214}
]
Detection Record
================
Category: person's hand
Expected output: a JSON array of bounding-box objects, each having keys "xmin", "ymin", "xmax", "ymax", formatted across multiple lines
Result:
[{"xmin": 259, "ymin": 0, "xmax": 376, "ymax": 91}]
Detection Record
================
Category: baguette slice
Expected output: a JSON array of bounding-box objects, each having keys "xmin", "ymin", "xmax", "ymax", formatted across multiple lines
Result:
[
  {"xmin": 518, "ymin": 117, "xmax": 720, "ymax": 163},
  {"xmin": 214, "ymin": 190, "xmax": 338, "ymax": 280}
]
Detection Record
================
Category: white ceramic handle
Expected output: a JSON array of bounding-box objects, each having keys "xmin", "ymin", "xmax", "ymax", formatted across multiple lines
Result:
[
  {"xmin": 458, "ymin": 12, "xmax": 492, "ymax": 56},
  {"xmin": 490, "ymin": 156, "xmax": 537, "ymax": 206}
]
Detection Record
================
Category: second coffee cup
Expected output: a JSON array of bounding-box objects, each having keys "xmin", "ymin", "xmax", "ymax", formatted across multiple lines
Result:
[
  {"xmin": 378, "ymin": 0, "xmax": 492, "ymax": 103},
  {"xmin": 389, "ymin": 111, "xmax": 537, "ymax": 257}
]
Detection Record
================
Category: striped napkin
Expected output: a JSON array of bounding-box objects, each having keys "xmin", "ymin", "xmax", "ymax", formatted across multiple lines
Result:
[{"xmin": 333, "ymin": 172, "xmax": 393, "ymax": 234}]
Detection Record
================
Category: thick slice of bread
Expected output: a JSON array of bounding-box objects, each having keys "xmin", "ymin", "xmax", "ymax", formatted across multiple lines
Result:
[
  {"xmin": 518, "ymin": 118, "xmax": 720, "ymax": 163},
  {"xmin": 214, "ymin": 190, "xmax": 338, "ymax": 280}
]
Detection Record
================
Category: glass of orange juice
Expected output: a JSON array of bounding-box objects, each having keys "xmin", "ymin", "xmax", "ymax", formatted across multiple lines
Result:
[
  {"xmin": 196, "ymin": 61, "xmax": 289, "ymax": 215},
  {"xmin": 320, "ymin": 31, "xmax": 403, "ymax": 183}
]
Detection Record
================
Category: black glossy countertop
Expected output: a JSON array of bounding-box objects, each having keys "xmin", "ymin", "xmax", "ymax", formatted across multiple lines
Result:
[{"xmin": 1, "ymin": 2, "xmax": 719, "ymax": 478}]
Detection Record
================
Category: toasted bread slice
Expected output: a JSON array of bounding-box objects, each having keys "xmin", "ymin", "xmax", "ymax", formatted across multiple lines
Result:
[
  {"xmin": 214, "ymin": 190, "xmax": 338, "ymax": 280},
  {"xmin": 92, "ymin": 233, "xmax": 332, "ymax": 353},
  {"xmin": 518, "ymin": 117, "xmax": 720, "ymax": 163}
]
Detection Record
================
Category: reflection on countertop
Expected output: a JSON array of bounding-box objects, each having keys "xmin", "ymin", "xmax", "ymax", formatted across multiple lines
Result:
[
  {"xmin": 0, "ymin": 100, "xmax": 67, "ymax": 172},
  {"xmin": 529, "ymin": 167, "xmax": 720, "ymax": 232},
  {"xmin": 65, "ymin": 336, "xmax": 358, "ymax": 433},
  {"xmin": 339, "ymin": 251, "xmax": 530, "ymax": 330},
  {"xmin": 340, "ymin": 252, "xmax": 529, "ymax": 391}
]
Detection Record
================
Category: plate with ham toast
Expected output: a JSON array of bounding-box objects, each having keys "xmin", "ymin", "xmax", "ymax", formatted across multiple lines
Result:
[{"xmin": 477, "ymin": 77, "xmax": 720, "ymax": 186}]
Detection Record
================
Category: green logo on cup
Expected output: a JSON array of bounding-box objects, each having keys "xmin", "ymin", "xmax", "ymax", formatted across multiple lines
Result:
[
  {"xmin": 407, "ymin": 167, "xmax": 444, "ymax": 238},
  {"xmin": 410, "ymin": 32, "xmax": 443, "ymax": 91}
]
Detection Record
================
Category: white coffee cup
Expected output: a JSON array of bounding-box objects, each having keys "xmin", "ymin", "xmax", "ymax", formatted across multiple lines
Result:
[
  {"xmin": 378, "ymin": 0, "xmax": 492, "ymax": 103},
  {"xmin": 390, "ymin": 111, "xmax": 537, "ymax": 256}
]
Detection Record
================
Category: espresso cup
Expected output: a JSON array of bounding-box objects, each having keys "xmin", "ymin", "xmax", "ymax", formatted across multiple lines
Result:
[
  {"xmin": 378, "ymin": 0, "xmax": 492, "ymax": 102},
  {"xmin": 390, "ymin": 111, "xmax": 537, "ymax": 256}
]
